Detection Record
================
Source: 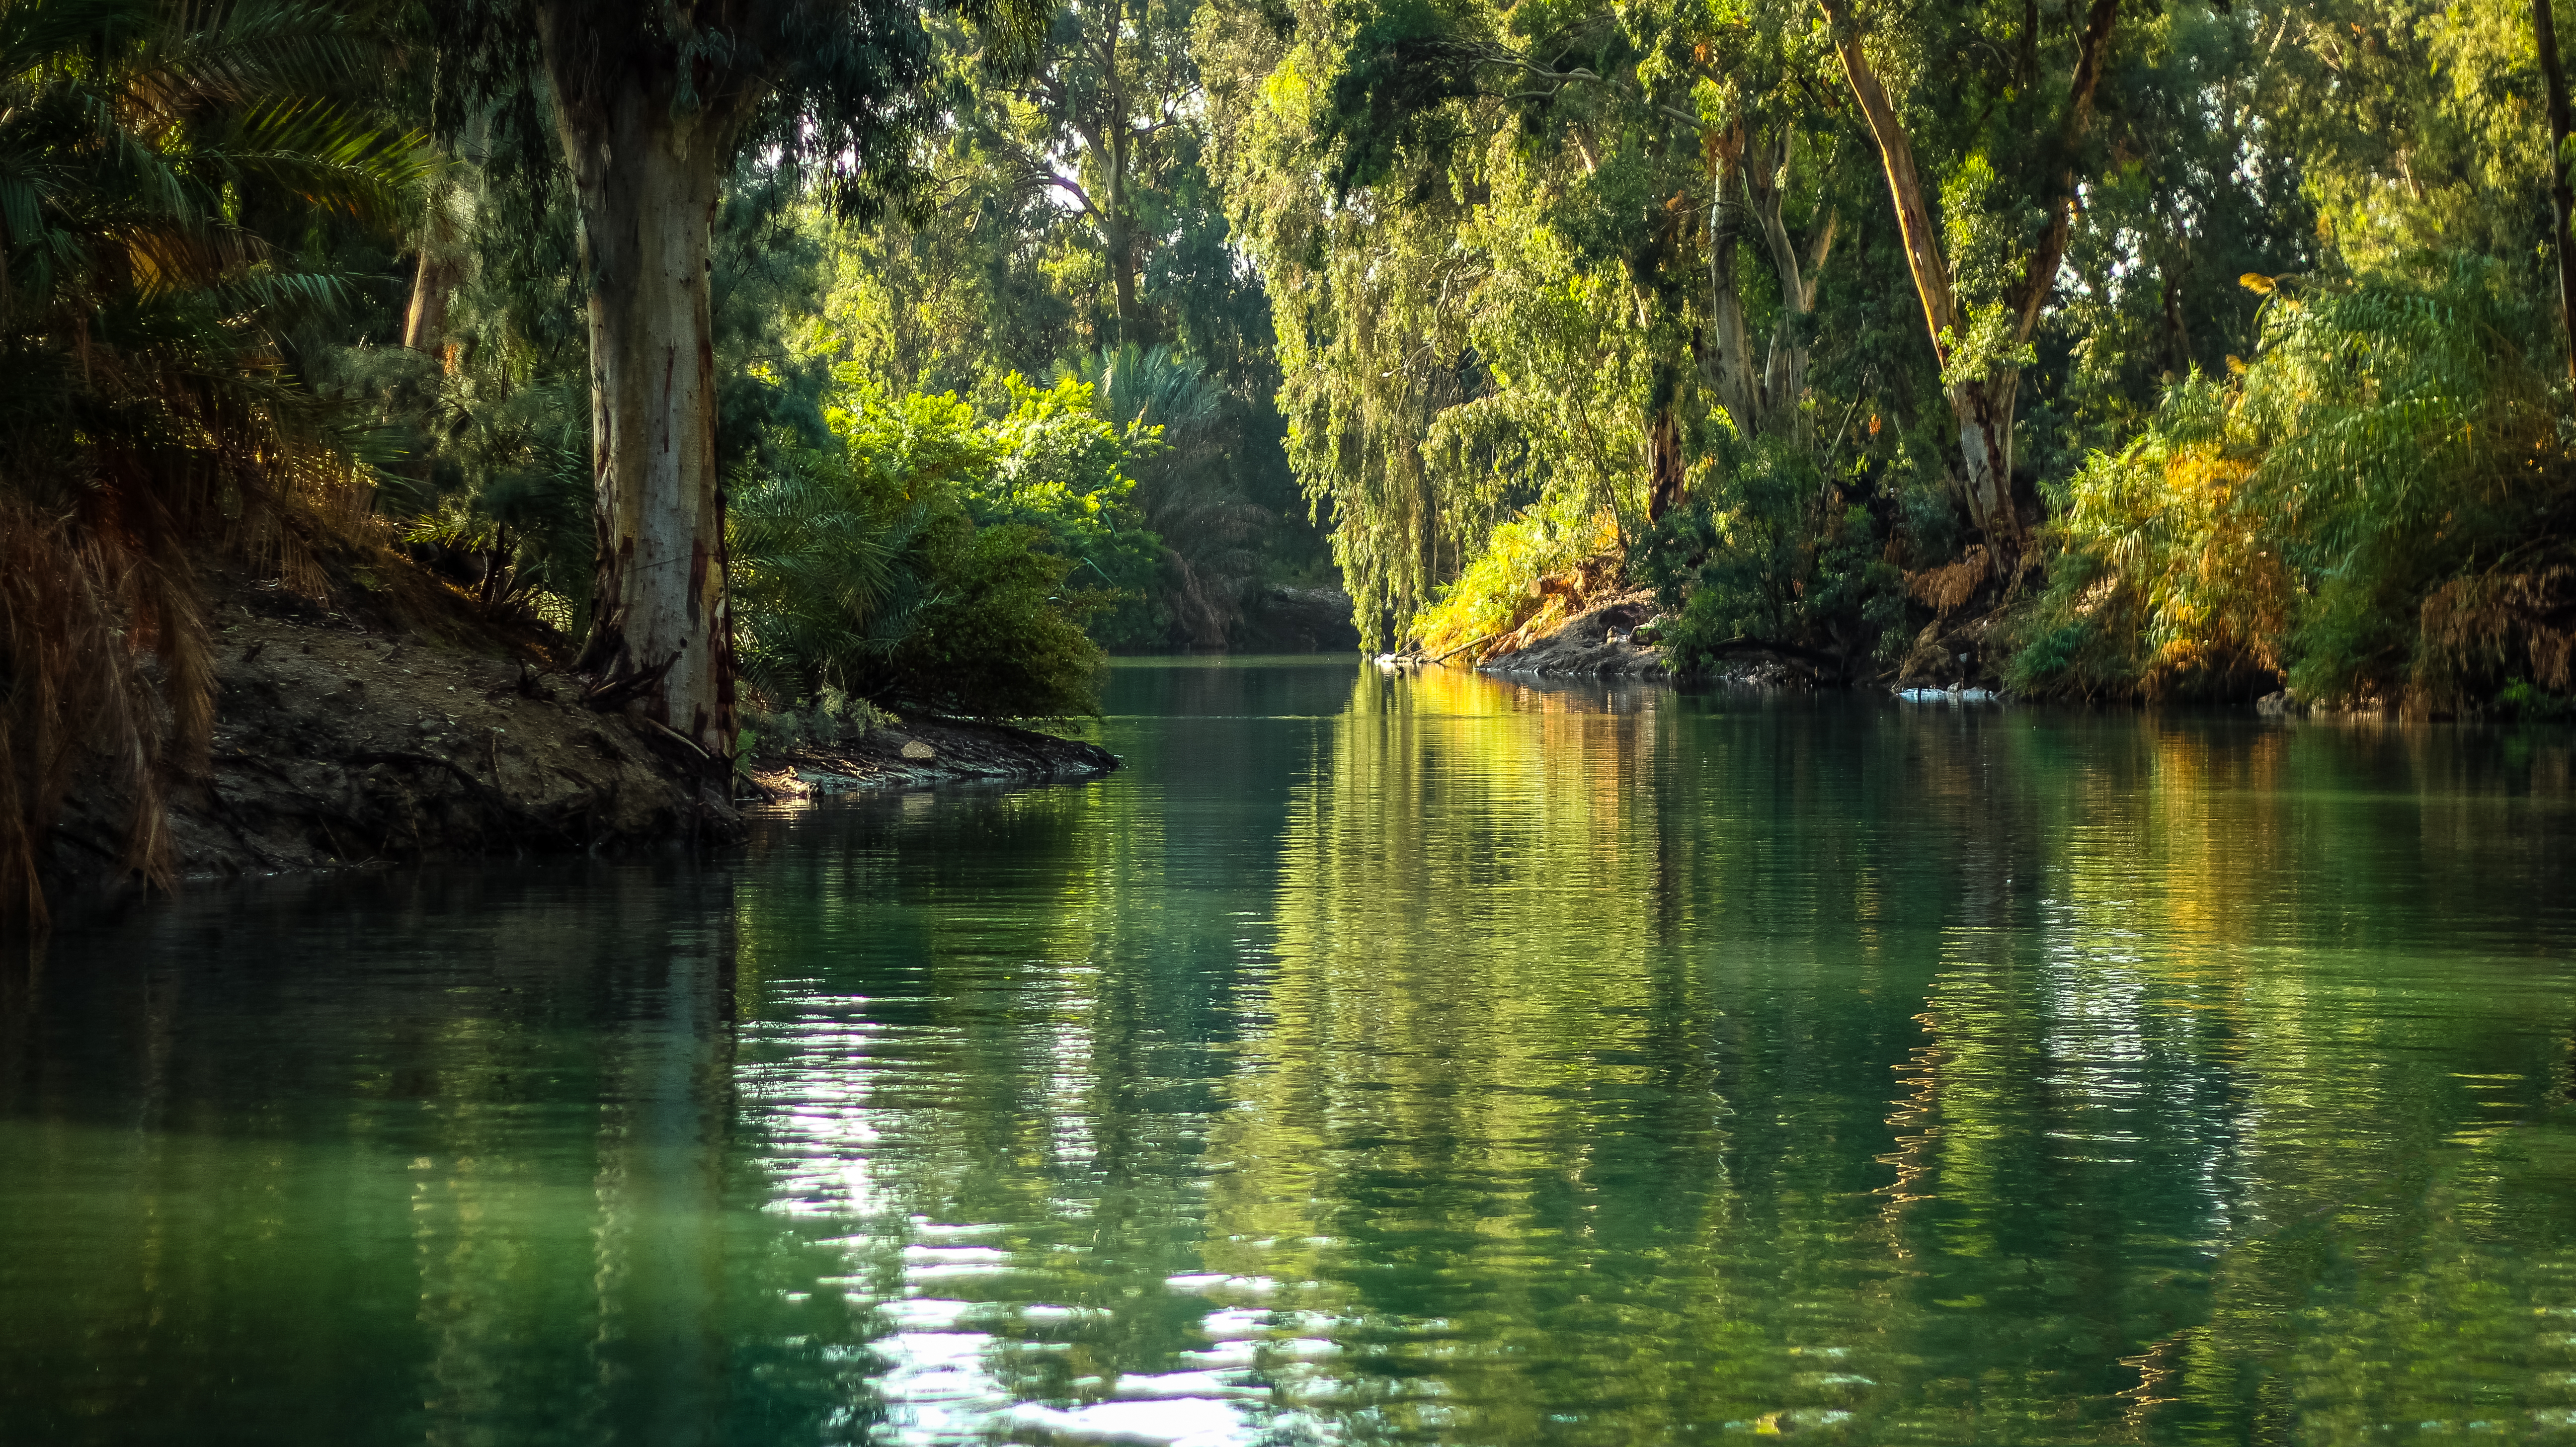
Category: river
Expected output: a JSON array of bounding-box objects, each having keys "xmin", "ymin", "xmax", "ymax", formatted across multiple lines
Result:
[{"xmin": 4, "ymin": 659, "xmax": 2574, "ymax": 1445}]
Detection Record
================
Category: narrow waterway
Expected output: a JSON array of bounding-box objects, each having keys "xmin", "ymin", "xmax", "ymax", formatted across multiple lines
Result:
[{"xmin": 5, "ymin": 660, "xmax": 2574, "ymax": 1445}]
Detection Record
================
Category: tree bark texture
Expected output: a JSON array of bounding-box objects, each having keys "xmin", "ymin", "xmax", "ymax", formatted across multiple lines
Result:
[
  {"xmin": 1704, "ymin": 123, "xmax": 1760, "ymax": 440},
  {"xmin": 1704, "ymin": 121, "xmax": 1836, "ymax": 456},
  {"xmin": 1818, "ymin": 0, "xmax": 2117, "ymax": 564},
  {"xmin": 538, "ymin": 12, "xmax": 742, "ymax": 766},
  {"xmin": 1748, "ymin": 127, "xmax": 1834, "ymax": 453},
  {"xmin": 2536, "ymin": 0, "xmax": 2576, "ymax": 379},
  {"xmin": 402, "ymin": 183, "xmax": 464, "ymax": 369},
  {"xmin": 1818, "ymin": 5, "xmax": 2015, "ymax": 552},
  {"xmin": 1647, "ymin": 400, "xmax": 1687, "ymax": 523}
]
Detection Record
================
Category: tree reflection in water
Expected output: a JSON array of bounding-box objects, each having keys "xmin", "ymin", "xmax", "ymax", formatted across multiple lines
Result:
[{"xmin": 3, "ymin": 662, "xmax": 2572, "ymax": 1444}]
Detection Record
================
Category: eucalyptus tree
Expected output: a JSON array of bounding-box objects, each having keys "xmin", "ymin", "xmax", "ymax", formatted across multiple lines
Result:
[
  {"xmin": 1812, "ymin": 0, "xmax": 2125, "ymax": 569},
  {"xmin": 1202, "ymin": 0, "xmax": 1867, "ymax": 643},
  {"xmin": 419, "ymin": 0, "xmax": 1047, "ymax": 766},
  {"xmin": 975, "ymin": 0, "xmax": 1205, "ymax": 339}
]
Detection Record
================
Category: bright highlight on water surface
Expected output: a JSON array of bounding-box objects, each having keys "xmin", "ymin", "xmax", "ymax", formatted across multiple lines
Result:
[{"xmin": 4, "ymin": 661, "xmax": 2574, "ymax": 1446}]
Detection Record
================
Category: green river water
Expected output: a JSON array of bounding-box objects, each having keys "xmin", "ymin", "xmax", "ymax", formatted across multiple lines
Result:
[{"xmin": 4, "ymin": 659, "xmax": 2576, "ymax": 1446}]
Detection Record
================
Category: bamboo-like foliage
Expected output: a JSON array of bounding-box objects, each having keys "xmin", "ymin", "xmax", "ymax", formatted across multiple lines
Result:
[
  {"xmin": 0, "ymin": 0, "xmax": 427, "ymax": 917},
  {"xmin": 2013, "ymin": 260, "xmax": 2576, "ymax": 706},
  {"xmin": 1058, "ymin": 342, "xmax": 1266, "ymax": 647},
  {"xmin": 727, "ymin": 443, "xmax": 933, "ymax": 708}
]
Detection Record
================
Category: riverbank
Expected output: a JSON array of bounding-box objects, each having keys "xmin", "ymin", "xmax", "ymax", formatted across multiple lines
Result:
[
  {"xmin": 1469, "ymin": 591, "xmax": 1814, "ymax": 687},
  {"xmin": 1474, "ymin": 591, "xmax": 1669, "ymax": 679},
  {"xmin": 36, "ymin": 570, "xmax": 742, "ymax": 906},
  {"xmin": 38, "ymin": 563, "xmax": 1119, "ymax": 908},
  {"xmin": 741, "ymin": 719, "xmax": 1119, "ymax": 800}
]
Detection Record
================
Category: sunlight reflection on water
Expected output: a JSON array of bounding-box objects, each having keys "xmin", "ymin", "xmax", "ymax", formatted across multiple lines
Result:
[{"xmin": 3, "ymin": 664, "xmax": 2574, "ymax": 1444}]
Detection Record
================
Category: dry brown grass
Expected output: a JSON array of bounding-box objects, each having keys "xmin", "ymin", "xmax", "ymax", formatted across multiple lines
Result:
[
  {"xmin": 1906, "ymin": 546, "xmax": 1992, "ymax": 617},
  {"xmin": 2419, "ymin": 564, "xmax": 2576, "ymax": 699},
  {"xmin": 0, "ymin": 498, "xmax": 210, "ymax": 917},
  {"xmin": 0, "ymin": 453, "xmax": 410, "ymax": 924}
]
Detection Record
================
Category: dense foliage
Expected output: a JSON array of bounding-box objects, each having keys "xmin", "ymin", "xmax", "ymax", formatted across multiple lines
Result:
[
  {"xmin": 731, "ymin": 372, "xmax": 1159, "ymax": 718},
  {"xmin": 0, "ymin": 0, "xmax": 424, "ymax": 910},
  {"xmin": 15, "ymin": 0, "xmax": 2576, "ymax": 913},
  {"xmin": 2012, "ymin": 265, "xmax": 2576, "ymax": 709},
  {"xmin": 1197, "ymin": 0, "xmax": 2576, "ymax": 706}
]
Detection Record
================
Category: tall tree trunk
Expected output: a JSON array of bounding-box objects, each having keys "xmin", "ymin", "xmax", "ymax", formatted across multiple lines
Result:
[
  {"xmin": 1647, "ymin": 395, "xmax": 1687, "ymax": 524},
  {"xmin": 402, "ymin": 181, "xmax": 463, "ymax": 369},
  {"xmin": 1107, "ymin": 212, "xmax": 1143, "ymax": 339},
  {"xmin": 2160, "ymin": 260, "xmax": 2195, "ymax": 375},
  {"xmin": 1748, "ymin": 127, "xmax": 1835, "ymax": 454},
  {"xmin": 539, "ymin": 20, "xmax": 739, "ymax": 768},
  {"xmin": 1818, "ymin": 0, "xmax": 2018, "ymax": 554},
  {"xmin": 1817, "ymin": 0, "xmax": 2116, "ymax": 566},
  {"xmin": 2537, "ymin": 0, "xmax": 2576, "ymax": 379},
  {"xmin": 393, "ymin": 170, "xmax": 464, "ymax": 495},
  {"xmin": 1704, "ymin": 123, "xmax": 1760, "ymax": 440}
]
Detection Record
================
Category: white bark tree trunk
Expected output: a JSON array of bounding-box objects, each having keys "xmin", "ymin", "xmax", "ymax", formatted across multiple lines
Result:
[{"xmin": 540, "ymin": 31, "xmax": 738, "ymax": 767}]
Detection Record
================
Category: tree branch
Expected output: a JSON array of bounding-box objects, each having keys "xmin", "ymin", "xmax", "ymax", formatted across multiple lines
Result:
[{"xmin": 2010, "ymin": 0, "xmax": 2121, "ymax": 343}]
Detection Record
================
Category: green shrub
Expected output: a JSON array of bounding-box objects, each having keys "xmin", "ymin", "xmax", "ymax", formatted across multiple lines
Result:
[
  {"xmin": 730, "ymin": 373, "xmax": 1126, "ymax": 719},
  {"xmin": 1636, "ymin": 436, "xmax": 1906, "ymax": 679},
  {"xmin": 886, "ymin": 521, "xmax": 1108, "ymax": 718},
  {"xmin": 2013, "ymin": 259, "xmax": 2576, "ymax": 707}
]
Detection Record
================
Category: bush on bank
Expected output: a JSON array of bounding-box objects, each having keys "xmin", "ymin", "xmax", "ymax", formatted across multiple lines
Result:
[
  {"xmin": 2008, "ymin": 260, "xmax": 2576, "ymax": 714},
  {"xmin": 730, "ymin": 372, "xmax": 1157, "ymax": 722}
]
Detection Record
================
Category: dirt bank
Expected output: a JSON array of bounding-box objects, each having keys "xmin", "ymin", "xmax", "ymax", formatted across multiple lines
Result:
[
  {"xmin": 37, "ymin": 576, "xmax": 739, "ymax": 904},
  {"xmin": 1471, "ymin": 591, "xmax": 1834, "ymax": 687},
  {"xmin": 743, "ymin": 719, "xmax": 1119, "ymax": 800},
  {"xmin": 41, "ymin": 566, "xmax": 1118, "ymax": 908},
  {"xmin": 1888, "ymin": 612, "xmax": 2012, "ymax": 693},
  {"xmin": 1476, "ymin": 592, "xmax": 1670, "ymax": 679}
]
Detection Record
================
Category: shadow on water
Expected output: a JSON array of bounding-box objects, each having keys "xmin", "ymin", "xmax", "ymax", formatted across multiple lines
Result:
[{"xmin": 2, "ymin": 663, "xmax": 2574, "ymax": 1444}]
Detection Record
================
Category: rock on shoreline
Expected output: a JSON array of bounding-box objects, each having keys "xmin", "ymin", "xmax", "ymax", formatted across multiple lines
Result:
[
  {"xmin": 1477, "ymin": 593, "xmax": 1670, "ymax": 679},
  {"xmin": 743, "ymin": 719, "xmax": 1119, "ymax": 800}
]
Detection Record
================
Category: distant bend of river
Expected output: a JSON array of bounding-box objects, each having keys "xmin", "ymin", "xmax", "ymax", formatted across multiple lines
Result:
[{"xmin": 5, "ymin": 658, "xmax": 2575, "ymax": 1446}]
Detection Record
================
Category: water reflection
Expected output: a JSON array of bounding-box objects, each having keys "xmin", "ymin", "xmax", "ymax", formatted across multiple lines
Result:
[{"xmin": 1, "ymin": 663, "xmax": 2573, "ymax": 1444}]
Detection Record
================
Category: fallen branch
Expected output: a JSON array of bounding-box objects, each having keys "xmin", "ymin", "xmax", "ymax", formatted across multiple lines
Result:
[
  {"xmin": 1426, "ymin": 633, "xmax": 1498, "ymax": 664},
  {"xmin": 641, "ymin": 717, "xmax": 711, "ymax": 762}
]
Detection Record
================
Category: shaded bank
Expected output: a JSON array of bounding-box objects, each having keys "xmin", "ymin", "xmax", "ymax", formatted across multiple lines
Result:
[{"xmin": 39, "ymin": 565, "xmax": 1117, "ymax": 915}]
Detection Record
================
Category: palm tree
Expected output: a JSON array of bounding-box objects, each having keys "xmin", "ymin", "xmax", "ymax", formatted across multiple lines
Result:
[
  {"xmin": 1058, "ymin": 342, "xmax": 1266, "ymax": 648},
  {"xmin": 0, "ymin": 0, "xmax": 427, "ymax": 917}
]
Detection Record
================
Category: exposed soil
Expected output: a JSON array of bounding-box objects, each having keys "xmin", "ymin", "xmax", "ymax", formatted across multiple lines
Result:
[
  {"xmin": 41, "ymin": 564, "xmax": 1119, "ymax": 910},
  {"xmin": 1890, "ymin": 612, "xmax": 2012, "ymax": 692},
  {"xmin": 742, "ymin": 718, "xmax": 1119, "ymax": 800},
  {"xmin": 39, "ymin": 578, "xmax": 739, "ymax": 905},
  {"xmin": 1470, "ymin": 591, "xmax": 1836, "ymax": 687},
  {"xmin": 1477, "ymin": 591, "xmax": 1670, "ymax": 679}
]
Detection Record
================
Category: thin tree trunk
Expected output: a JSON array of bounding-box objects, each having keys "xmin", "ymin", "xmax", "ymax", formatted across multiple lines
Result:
[
  {"xmin": 1647, "ymin": 398, "xmax": 1687, "ymax": 523},
  {"xmin": 1704, "ymin": 122, "xmax": 1760, "ymax": 439},
  {"xmin": 402, "ymin": 184, "xmax": 463, "ymax": 369},
  {"xmin": 1748, "ymin": 127, "xmax": 1835, "ymax": 454},
  {"xmin": 539, "ymin": 25, "xmax": 739, "ymax": 767},
  {"xmin": 2008, "ymin": 0, "xmax": 2121, "ymax": 344},
  {"xmin": 2160, "ymin": 261, "xmax": 2194, "ymax": 375},
  {"xmin": 2537, "ymin": 0, "xmax": 2576, "ymax": 379},
  {"xmin": 1108, "ymin": 216, "xmax": 1143, "ymax": 339}
]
